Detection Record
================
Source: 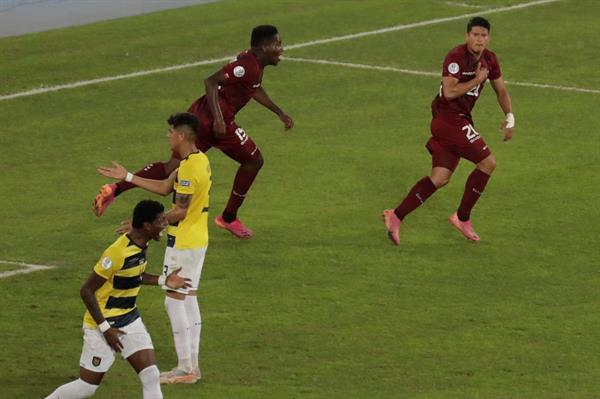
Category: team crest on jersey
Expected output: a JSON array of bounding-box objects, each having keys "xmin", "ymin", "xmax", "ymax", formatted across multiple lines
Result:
[
  {"xmin": 233, "ymin": 66, "xmax": 245, "ymax": 78},
  {"xmin": 92, "ymin": 357, "xmax": 102, "ymax": 367},
  {"xmin": 180, "ymin": 180, "xmax": 191, "ymax": 187},
  {"xmin": 448, "ymin": 62, "xmax": 460, "ymax": 74},
  {"xmin": 101, "ymin": 257, "xmax": 112, "ymax": 270}
]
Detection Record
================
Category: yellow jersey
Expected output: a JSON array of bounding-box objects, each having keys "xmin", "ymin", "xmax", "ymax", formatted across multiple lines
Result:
[
  {"xmin": 167, "ymin": 151, "xmax": 211, "ymax": 249},
  {"xmin": 83, "ymin": 234, "xmax": 147, "ymax": 329}
]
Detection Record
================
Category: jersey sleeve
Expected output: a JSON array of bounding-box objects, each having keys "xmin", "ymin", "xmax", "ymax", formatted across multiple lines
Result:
[
  {"xmin": 93, "ymin": 246, "xmax": 124, "ymax": 279},
  {"xmin": 222, "ymin": 57, "xmax": 259, "ymax": 85},
  {"xmin": 175, "ymin": 161, "xmax": 196, "ymax": 195},
  {"xmin": 487, "ymin": 52, "xmax": 502, "ymax": 81},
  {"xmin": 442, "ymin": 51, "xmax": 463, "ymax": 79}
]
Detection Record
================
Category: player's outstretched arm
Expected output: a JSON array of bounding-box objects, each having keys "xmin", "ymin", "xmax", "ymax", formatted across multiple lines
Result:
[
  {"xmin": 97, "ymin": 161, "xmax": 175, "ymax": 195},
  {"xmin": 80, "ymin": 272, "xmax": 126, "ymax": 352},
  {"xmin": 141, "ymin": 268, "xmax": 191, "ymax": 289},
  {"xmin": 490, "ymin": 77, "xmax": 514, "ymax": 141},
  {"xmin": 252, "ymin": 87, "xmax": 294, "ymax": 130}
]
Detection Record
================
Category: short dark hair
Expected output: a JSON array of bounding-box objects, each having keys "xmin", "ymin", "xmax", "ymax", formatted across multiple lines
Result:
[
  {"xmin": 167, "ymin": 112, "xmax": 198, "ymax": 136},
  {"xmin": 467, "ymin": 16, "xmax": 490, "ymax": 32},
  {"xmin": 251, "ymin": 25, "xmax": 278, "ymax": 47},
  {"xmin": 132, "ymin": 200, "xmax": 164, "ymax": 228}
]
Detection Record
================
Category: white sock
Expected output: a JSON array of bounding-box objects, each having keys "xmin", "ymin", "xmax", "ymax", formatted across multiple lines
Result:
[
  {"xmin": 45, "ymin": 378, "xmax": 98, "ymax": 399},
  {"xmin": 185, "ymin": 295, "xmax": 202, "ymax": 370},
  {"xmin": 138, "ymin": 365, "xmax": 162, "ymax": 399},
  {"xmin": 164, "ymin": 296, "xmax": 192, "ymax": 372}
]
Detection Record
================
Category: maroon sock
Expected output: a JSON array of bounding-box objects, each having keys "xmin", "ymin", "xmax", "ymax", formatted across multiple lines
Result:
[
  {"xmin": 115, "ymin": 162, "xmax": 168, "ymax": 195},
  {"xmin": 457, "ymin": 168, "xmax": 490, "ymax": 221},
  {"xmin": 223, "ymin": 164, "xmax": 260, "ymax": 221},
  {"xmin": 394, "ymin": 176, "xmax": 437, "ymax": 220}
]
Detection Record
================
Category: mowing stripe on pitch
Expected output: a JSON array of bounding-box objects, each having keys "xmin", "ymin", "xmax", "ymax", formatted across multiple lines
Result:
[
  {"xmin": 283, "ymin": 56, "xmax": 600, "ymax": 95},
  {"xmin": 0, "ymin": 0, "xmax": 559, "ymax": 101},
  {"xmin": 0, "ymin": 260, "xmax": 55, "ymax": 279}
]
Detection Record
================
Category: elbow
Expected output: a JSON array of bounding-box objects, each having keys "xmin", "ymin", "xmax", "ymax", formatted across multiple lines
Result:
[{"xmin": 80, "ymin": 286, "xmax": 90, "ymax": 301}]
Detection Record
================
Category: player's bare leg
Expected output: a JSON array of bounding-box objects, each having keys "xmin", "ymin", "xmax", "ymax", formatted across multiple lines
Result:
[
  {"xmin": 215, "ymin": 149, "xmax": 263, "ymax": 239},
  {"xmin": 93, "ymin": 157, "xmax": 179, "ymax": 217},
  {"xmin": 450, "ymin": 154, "xmax": 496, "ymax": 241}
]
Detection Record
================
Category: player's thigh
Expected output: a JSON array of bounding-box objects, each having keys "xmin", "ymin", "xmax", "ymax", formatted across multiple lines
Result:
[
  {"xmin": 426, "ymin": 136, "xmax": 460, "ymax": 172},
  {"xmin": 80, "ymin": 328, "xmax": 116, "ymax": 374},
  {"xmin": 162, "ymin": 246, "xmax": 206, "ymax": 294},
  {"xmin": 220, "ymin": 122, "xmax": 261, "ymax": 164},
  {"xmin": 431, "ymin": 118, "xmax": 491, "ymax": 166},
  {"xmin": 120, "ymin": 318, "xmax": 154, "ymax": 361}
]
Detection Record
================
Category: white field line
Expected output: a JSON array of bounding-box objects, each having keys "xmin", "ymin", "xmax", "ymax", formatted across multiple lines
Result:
[
  {"xmin": 284, "ymin": 56, "xmax": 600, "ymax": 95},
  {"xmin": 0, "ymin": 0, "xmax": 559, "ymax": 102},
  {"xmin": 0, "ymin": 260, "xmax": 55, "ymax": 279}
]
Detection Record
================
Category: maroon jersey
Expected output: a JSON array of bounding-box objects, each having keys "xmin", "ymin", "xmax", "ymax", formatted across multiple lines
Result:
[{"xmin": 432, "ymin": 44, "xmax": 501, "ymax": 121}]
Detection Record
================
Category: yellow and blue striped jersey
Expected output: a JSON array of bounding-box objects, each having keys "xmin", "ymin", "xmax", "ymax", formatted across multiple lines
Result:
[
  {"xmin": 167, "ymin": 151, "xmax": 211, "ymax": 249},
  {"xmin": 83, "ymin": 234, "xmax": 147, "ymax": 329}
]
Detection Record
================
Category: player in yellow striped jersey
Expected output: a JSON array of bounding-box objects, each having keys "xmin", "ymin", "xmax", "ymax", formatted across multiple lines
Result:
[
  {"xmin": 98, "ymin": 112, "xmax": 210, "ymax": 384},
  {"xmin": 45, "ymin": 200, "xmax": 190, "ymax": 399}
]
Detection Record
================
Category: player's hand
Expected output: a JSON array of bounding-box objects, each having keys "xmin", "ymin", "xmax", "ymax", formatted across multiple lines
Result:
[
  {"xmin": 165, "ymin": 267, "xmax": 192, "ymax": 289},
  {"xmin": 213, "ymin": 119, "xmax": 226, "ymax": 138},
  {"xmin": 116, "ymin": 219, "xmax": 132, "ymax": 234},
  {"xmin": 279, "ymin": 113, "xmax": 294, "ymax": 130},
  {"xmin": 475, "ymin": 62, "xmax": 488, "ymax": 84},
  {"xmin": 97, "ymin": 161, "xmax": 127, "ymax": 180},
  {"xmin": 500, "ymin": 121, "xmax": 514, "ymax": 141},
  {"xmin": 103, "ymin": 327, "xmax": 126, "ymax": 352}
]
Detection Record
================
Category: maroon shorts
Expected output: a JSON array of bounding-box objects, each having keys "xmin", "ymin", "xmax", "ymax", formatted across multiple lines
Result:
[
  {"xmin": 426, "ymin": 117, "xmax": 491, "ymax": 171},
  {"xmin": 172, "ymin": 100, "xmax": 259, "ymax": 164}
]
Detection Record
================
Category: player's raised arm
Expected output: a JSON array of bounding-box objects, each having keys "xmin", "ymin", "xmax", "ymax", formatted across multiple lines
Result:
[
  {"xmin": 252, "ymin": 86, "xmax": 293, "ymax": 130},
  {"xmin": 97, "ymin": 161, "xmax": 176, "ymax": 195},
  {"xmin": 80, "ymin": 272, "xmax": 126, "ymax": 352},
  {"xmin": 204, "ymin": 69, "xmax": 227, "ymax": 137},
  {"xmin": 490, "ymin": 76, "xmax": 515, "ymax": 141}
]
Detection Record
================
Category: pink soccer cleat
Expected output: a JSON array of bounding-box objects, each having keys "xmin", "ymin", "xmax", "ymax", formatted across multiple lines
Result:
[
  {"xmin": 215, "ymin": 215, "xmax": 253, "ymax": 239},
  {"xmin": 92, "ymin": 183, "xmax": 117, "ymax": 217},
  {"xmin": 449, "ymin": 212, "xmax": 480, "ymax": 241},
  {"xmin": 382, "ymin": 209, "xmax": 402, "ymax": 246}
]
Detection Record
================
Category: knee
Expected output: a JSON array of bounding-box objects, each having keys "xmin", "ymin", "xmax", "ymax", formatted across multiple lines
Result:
[
  {"xmin": 479, "ymin": 157, "xmax": 497, "ymax": 174},
  {"xmin": 247, "ymin": 152, "xmax": 264, "ymax": 171},
  {"xmin": 430, "ymin": 175, "xmax": 450, "ymax": 188}
]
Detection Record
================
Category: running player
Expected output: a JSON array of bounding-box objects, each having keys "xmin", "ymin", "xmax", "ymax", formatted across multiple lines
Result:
[
  {"xmin": 44, "ymin": 200, "xmax": 190, "ymax": 399},
  {"xmin": 93, "ymin": 25, "xmax": 293, "ymax": 240},
  {"xmin": 98, "ymin": 112, "xmax": 211, "ymax": 384},
  {"xmin": 383, "ymin": 16, "xmax": 515, "ymax": 245}
]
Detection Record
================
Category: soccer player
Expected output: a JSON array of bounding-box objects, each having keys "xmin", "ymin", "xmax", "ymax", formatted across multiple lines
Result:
[
  {"xmin": 93, "ymin": 24, "xmax": 294, "ymax": 239},
  {"xmin": 44, "ymin": 200, "xmax": 190, "ymax": 399},
  {"xmin": 98, "ymin": 112, "xmax": 211, "ymax": 384},
  {"xmin": 383, "ymin": 16, "xmax": 515, "ymax": 245}
]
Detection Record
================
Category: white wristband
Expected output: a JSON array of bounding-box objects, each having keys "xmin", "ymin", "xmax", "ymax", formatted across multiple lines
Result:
[
  {"xmin": 158, "ymin": 275, "xmax": 167, "ymax": 287},
  {"xmin": 98, "ymin": 320, "xmax": 111, "ymax": 333},
  {"xmin": 505, "ymin": 112, "xmax": 515, "ymax": 129},
  {"xmin": 125, "ymin": 172, "xmax": 134, "ymax": 183}
]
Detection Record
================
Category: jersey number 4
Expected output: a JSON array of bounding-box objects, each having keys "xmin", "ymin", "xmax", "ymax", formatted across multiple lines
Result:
[{"xmin": 462, "ymin": 124, "xmax": 481, "ymax": 143}]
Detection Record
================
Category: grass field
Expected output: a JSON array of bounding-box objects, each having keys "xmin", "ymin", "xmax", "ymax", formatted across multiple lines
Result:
[{"xmin": 1, "ymin": 0, "xmax": 599, "ymax": 398}]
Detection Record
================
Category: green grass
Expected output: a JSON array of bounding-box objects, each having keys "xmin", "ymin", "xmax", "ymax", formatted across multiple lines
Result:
[{"xmin": 1, "ymin": 0, "xmax": 599, "ymax": 398}]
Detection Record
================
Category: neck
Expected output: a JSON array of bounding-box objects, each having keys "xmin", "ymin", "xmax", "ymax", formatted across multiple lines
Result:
[
  {"xmin": 128, "ymin": 230, "xmax": 149, "ymax": 248},
  {"xmin": 176, "ymin": 142, "xmax": 198, "ymax": 159},
  {"xmin": 466, "ymin": 45, "xmax": 483, "ymax": 60},
  {"xmin": 251, "ymin": 48, "xmax": 268, "ymax": 67}
]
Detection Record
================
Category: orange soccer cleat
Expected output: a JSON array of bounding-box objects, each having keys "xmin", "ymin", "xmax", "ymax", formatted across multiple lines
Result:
[{"xmin": 92, "ymin": 183, "xmax": 117, "ymax": 217}]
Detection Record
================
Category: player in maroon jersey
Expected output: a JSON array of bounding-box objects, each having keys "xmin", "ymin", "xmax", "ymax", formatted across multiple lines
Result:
[
  {"xmin": 93, "ymin": 25, "xmax": 294, "ymax": 239},
  {"xmin": 383, "ymin": 16, "xmax": 515, "ymax": 245}
]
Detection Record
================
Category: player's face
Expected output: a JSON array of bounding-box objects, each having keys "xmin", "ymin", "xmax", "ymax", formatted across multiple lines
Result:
[
  {"xmin": 263, "ymin": 34, "xmax": 284, "ymax": 66},
  {"xmin": 167, "ymin": 126, "xmax": 182, "ymax": 150},
  {"xmin": 465, "ymin": 26, "xmax": 489, "ymax": 55},
  {"xmin": 148, "ymin": 213, "xmax": 168, "ymax": 241}
]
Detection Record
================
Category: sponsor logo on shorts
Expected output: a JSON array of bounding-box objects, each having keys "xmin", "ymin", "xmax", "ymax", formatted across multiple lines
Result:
[
  {"xmin": 233, "ymin": 66, "xmax": 245, "ymax": 78},
  {"xmin": 180, "ymin": 180, "xmax": 191, "ymax": 187},
  {"xmin": 101, "ymin": 257, "xmax": 112, "ymax": 270},
  {"xmin": 448, "ymin": 62, "xmax": 460, "ymax": 74},
  {"xmin": 92, "ymin": 356, "xmax": 102, "ymax": 367}
]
